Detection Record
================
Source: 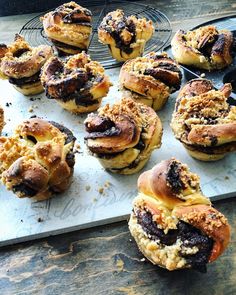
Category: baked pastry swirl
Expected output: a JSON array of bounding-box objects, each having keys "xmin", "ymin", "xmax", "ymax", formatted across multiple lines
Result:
[
  {"xmin": 119, "ymin": 52, "xmax": 182, "ymax": 111},
  {"xmin": 171, "ymin": 78, "xmax": 236, "ymax": 161},
  {"xmin": 41, "ymin": 52, "xmax": 111, "ymax": 113},
  {"xmin": 98, "ymin": 9, "xmax": 154, "ymax": 62},
  {"xmin": 41, "ymin": 1, "xmax": 92, "ymax": 56},
  {"xmin": 0, "ymin": 118, "xmax": 76, "ymax": 201},
  {"xmin": 0, "ymin": 106, "xmax": 4, "ymax": 134},
  {"xmin": 0, "ymin": 34, "xmax": 53, "ymax": 95},
  {"xmin": 171, "ymin": 25, "xmax": 233, "ymax": 70},
  {"xmin": 84, "ymin": 98, "xmax": 162, "ymax": 174},
  {"xmin": 129, "ymin": 158, "xmax": 230, "ymax": 272}
]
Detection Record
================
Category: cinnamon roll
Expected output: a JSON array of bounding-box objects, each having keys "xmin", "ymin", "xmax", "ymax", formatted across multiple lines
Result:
[
  {"xmin": 41, "ymin": 1, "xmax": 92, "ymax": 56},
  {"xmin": 41, "ymin": 51, "xmax": 111, "ymax": 114},
  {"xmin": 129, "ymin": 158, "xmax": 230, "ymax": 272},
  {"xmin": 171, "ymin": 25, "xmax": 233, "ymax": 70},
  {"xmin": 98, "ymin": 9, "xmax": 154, "ymax": 62},
  {"xmin": 171, "ymin": 79, "xmax": 236, "ymax": 161},
  {"xmin": 0, "ymin": 118, "xmax": 76, "ymax": 201},
  {"xmin": 119, "ymin": 52, "xmax": 182, "ymax": 111},
  {"xmin": 84, "ymin": 98, "xmax": 162, "ymax": 174},
  {"xmin": 0, "ymin": 34, "xmax": 53, "ymax": 95}
]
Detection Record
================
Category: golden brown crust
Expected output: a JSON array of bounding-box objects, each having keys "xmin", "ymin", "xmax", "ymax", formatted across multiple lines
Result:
[
  {"xmin": 0, "ymin": 118, "xmax": 75, "ymax": 201},
  {"xmin": 129, "ymin": 158, "xmax": 230, "ymax": 270},
  {"xmin": 84, "ymin": 97, "xmax": 162, "ymax": 174},
  {"xmin": 98, "ymin": 9, "xmax": 154, "ymax": 61},
  {"xmin": 119, "ymin": 52, "xmax": 182, "ymax": 110},
  {"xmin": 41, "ymin": 52, "xmax": 111, "ymax": 114},
  {"xmin": 171, "ymin": 26, "xmax": 233, "ymax": 70},
  {"xmin": 0, "ymin": 106, "xmax": 4, "ymax": 134},
  {"xmin": 171, "ymin": 79, "xmax": 236, "ymax": 161},
  {"xmin": 41, "ymin": 2, "xmax": 92, "ymax": 55}
]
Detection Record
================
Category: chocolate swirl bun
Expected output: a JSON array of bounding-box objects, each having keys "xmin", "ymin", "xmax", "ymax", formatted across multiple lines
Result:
[
  {"xmin": 129, "ymin": 158, "xmax": 230, "ymax": 272},
  {"xmin": 119, "ymin": 52, "xmax": 182, "ymax": 111},
  {"xmin": 98, "ymin": 9, "xmax": 154, "ymax": 62},
  {"xmin": 171, "ymin": 25, "xmax": 233, "ymax": 70},
  {"xmin": 171, "ymin": 79, "xmax": 236, "ymax": 161},
  {"xmin": 41, "ymin": 2, "xmax": 92, "ymax": 56},
  {"xmin": 0, "ymin": 118, "xmax": 76, "ymax": 201},
  {"xmin": 41, "ymin": 52, "xmax": 111, "ymax": 114},
  {"xmin": 0, "ymin": 34, "xmax": 53, "ymax": 95},
  {"xmin": 84, "ymin": 98, "xmax": 162, "ymax": 174}
]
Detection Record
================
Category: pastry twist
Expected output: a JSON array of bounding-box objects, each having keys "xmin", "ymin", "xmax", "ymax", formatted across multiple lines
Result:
[
  {"xmin": 129, "ymin": 158, "xmax": 230, "ymax": 271},
  {"xmin": 41, "ymin": 1, "xmax": 92, "ymax": 55},
  {"xmin": 171, "ymin": 25, "xmax": 233, "ymax": 70},
  {"xmin": 41, "ymin": 51, "xmax": 111, "ymax": 114},
  {"xmin": 171, "ymin": 78, "xmax": 236, "ymax": 161},
  {"xmin": 0, "ymin": 34, "xmax": 53, "ymax": 95},
  {"xmin": 119, "ymin": 52, "xmax": 182, "ymax": 110},
  {"xmin": 84, "ymin": 97, "xmax": 162, "ymax": 174},
  {"xmin": 0, "ymin": 118, "xmax": 76, "ymax": 201},
  {"xmin": 98, "ymin": 9, "xmax": 154, "ymax": 61}
]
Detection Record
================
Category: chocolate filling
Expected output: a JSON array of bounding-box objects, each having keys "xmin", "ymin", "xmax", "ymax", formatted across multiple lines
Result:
[
  {"xmin": 166, "ymin": 161, "xmax": 185, "ymax": 194},
  {"xmin": 184, "ymin": 141, "xmax": 236, "ymax": 154},
  {"xmin": 13, "ymin": 182, "xmax": 38, "ymax": 197},
  {"xmin": 50, "ymin": 39, "xmax": 85, "ymax": 51},
  {"xmin": 13, "ymin": 48, "xmax": 30, "ymax": 58},
  {"xmin": 100, "ymin": 16, "xmax": 136, "ymax": 54},
  {"xmin": 9, "ymin": 71, "xmax": 41, "ymax": 86},
  {"xmin": 136, "ymin": 210, "xmax": 213, "ymax": 272}
]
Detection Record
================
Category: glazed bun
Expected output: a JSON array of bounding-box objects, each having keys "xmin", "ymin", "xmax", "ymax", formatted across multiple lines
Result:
[
  {"xmin": 41, "ymin": 1, "xmax": 92, "ymax": 55},
  {"xmin": 171, "ymin": 25, "xmax": 233, "ymax": 70},
  {"xmin": 98, "ymin": 9, "xmax": 154, "ymax": 61},
  {"xmin": 129, "ymin": 158, "xmax": 230, "ymax": 272},
  {"xmin": 171, "ymin": 79, "xmax": 236, "ymax": 161},
  {"xmin": 0, "ymin": 118, "xmax": 76, "ymax": 201}
]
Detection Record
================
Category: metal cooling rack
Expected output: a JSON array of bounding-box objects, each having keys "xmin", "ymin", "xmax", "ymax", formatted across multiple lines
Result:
[{"xmin": 19, "ymin": 0, "xmax": 172, "ymax": 69}]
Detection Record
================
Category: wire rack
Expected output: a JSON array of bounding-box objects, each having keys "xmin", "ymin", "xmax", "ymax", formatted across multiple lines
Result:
[{"xmin": 19, "ymin": 0, "xmax": 172, "ymax": 69}]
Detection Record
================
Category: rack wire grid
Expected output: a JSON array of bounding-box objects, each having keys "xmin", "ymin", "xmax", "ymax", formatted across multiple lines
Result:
[{"xmin": 19, "ymin": 0, "xmax": 172, "ymax": 69}]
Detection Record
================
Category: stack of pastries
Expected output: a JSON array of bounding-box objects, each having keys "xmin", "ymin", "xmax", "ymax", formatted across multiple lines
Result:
[
  {"xmin": 0, "ymin": 34, "xmax": 53, "ymax": 95},
  {"xmin": 171, "ymin": 79, "xmax": 236, "ymax": 161},
  {"xmin": 119, "ymin": 52, "xmax": 182, "ymax": 110},
  {"xmin": 84, "ymin": 98, "xmax": 163, "ymax": 174},
  {"xmin": 98, "ymin": 9, "xmax": 154, "ymax": 61},
  {"xmin": 41, "ymin": 2, "xmax": 92, "ymax": 55},
  {"xmin": 129, "ymin": 158, "xmax": 230, "ymax": 272},
  {"xmin": 0, "ymin": 118, "xmax": 76, "ymax": 201}
]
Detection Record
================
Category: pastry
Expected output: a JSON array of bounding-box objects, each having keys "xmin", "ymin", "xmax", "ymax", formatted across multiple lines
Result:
[
  {"xmin": 129, "ymin": 158, "xmax": 230, "ymax": 272},
  {"xmin": 98, "ymin": 9, "xmax": 154, "ymax": 62},
  {"xmin": 0, "ymin": 106, "xmax": 4, "ymax": 134},
  {"xmin": 41, "ymin": 51, "xmax": 111, "ymax": 114},
  {"xmin": 119, "ymin": 52, "xmax": 182, "ymax": 111},
  {"xmin": 171, "ymin": 25, "xmax": 233, "ymax": 70},
  {"xmin": 0, "ymin": 118, "xmax": 76, "ymax": 201},
  {"xmin": 41, "ymin": 1, "xmax": 92, "ymax": 55},
  {"xmin": 84, "ymin": 98, "xmax": 162, "ymax": 174},
  {"xmin": 171, "ymin": 78, "xmax": 236, "ymax": 161},
  {"xmin": 0, "ymin": 34, "xmax": 53, "ymax": 95}
]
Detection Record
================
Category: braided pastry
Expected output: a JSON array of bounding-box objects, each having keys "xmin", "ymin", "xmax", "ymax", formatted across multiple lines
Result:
[
  {"xmin": 129, "ymin": 158, "xmax": 230, "ymax": 272},
  {"xmin": 0, "ymin": 34, "xmax": 53, "ymax": 95},
  {"xmin": 0, "ymin": 118, "xmax": 76, "ymax": 201},
  {"xmin": 84, "ymin": 98, "xmax": 162, "ymax": 174},
  {"xmin": 41, "ymin": 51, "xmax": 111, "ymax": 114},
  {"xmin": 98, "ymin": 9, "xmax": 154, "ymax": 62},
  {"xmin": 119, "ymin": 52, "xmax": 182, "ymax": 111},
  {"xmin": 171, "ymin": 25, "xmax": 233, "ymax": 70},
  {"xmin": 171, "ymin": 78, "xmax": 236, "ymax": 161},
  {"xmin": 41, "ymin": 1, "xmax": 92, "ymax": 55}
]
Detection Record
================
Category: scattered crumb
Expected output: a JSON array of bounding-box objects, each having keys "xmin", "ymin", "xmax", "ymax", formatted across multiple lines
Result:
[
  {"xmin": 5, "ymin": 102, "xmax": 12, "ymax": 107},
  {"xmin": 37, "ymin": 217, "xmax": 43, "ymax": 223},
  {"xmin": 104, "ymin": 181, "xmax": 111, "ymax": 188},
  {"xmin": 98, "ymin": 187, "xmax": 104, "ymax": 194},
  {"xmin": 140, "ymin": 258, "xmax": 146, "ymax": 262},
  {"xmin": 129, "ymin": 239, "xmax": 132, "ymax": 242},
  {"xmin": 20, "ymin": 219, "xmax": 23, "ymax": 223},
  {"xmin": 77, "ymin": 120, "xmax": 82, "ymax": 124},
  {"xmin": 29, "ymin": 97, "xmax": 41, "ymax": 101},
  {"xmin": 76, "ymin": 144, "xmax": 81, "ymax": 150},
  {"xmin": 28, "ymin": 107, "xmax": 34, "ymax": 113},
  {"xmin": 93, "ymin": 198, "xmax": 97, "ymax": 203},
  {"xmin": 116, "ymin": 258, "xmax": 124, "ymax": 272},
  {"xmin": 200, "ymin": 73, "xmax": 206, "ymax": 78},
  {"xmin": 225, "ymin": 176, "xmax": 229, "ymax": 180},
  {"xmin": 85, "ymin": 185, "xmax": 91, "ymax": 191}
]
